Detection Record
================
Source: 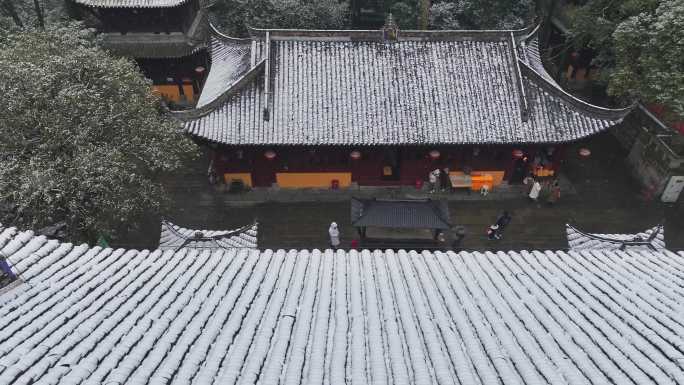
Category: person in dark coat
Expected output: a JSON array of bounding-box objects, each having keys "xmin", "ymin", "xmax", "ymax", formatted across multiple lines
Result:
[
  {"xmin": 487, "ymin": 224, "xmax": 501, "ymax": 240},
  {"xmin": 547, "ymin": 179, "xmax": 561, "ymax": 205},
  {"xmin": 0, "ymin": 257, "xmax": 16, "ymax": 280},
  {"xmin": 440, "ymin": 167, "xmax": 450, "ymax": 192},
  {"xmin": 493, "ymin": 211, "xmax": 512, "ymax": 239},
  {"xmin": 451, "ymin": 226, "xmax": 466, "ymax": 249},
  {"xmin": 495, "ymin": 211, "xmax": 512, "ymax": 229}
]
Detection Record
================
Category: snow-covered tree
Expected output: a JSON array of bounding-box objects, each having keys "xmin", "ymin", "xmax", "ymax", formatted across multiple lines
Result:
[
  {"xmin": 0, "ymin": 24, "xmax": 197, "ymax": 242},
  {"xmin": 211, "ymin": 0, "xmax": 350, "ymax": 37},
  {"xmin": 572, "ymin": 0, "xmax": 683, "ymax": 117},
  {"xmin": 429, "ymin": 0, "xmax": 534, "ymax": 30}
]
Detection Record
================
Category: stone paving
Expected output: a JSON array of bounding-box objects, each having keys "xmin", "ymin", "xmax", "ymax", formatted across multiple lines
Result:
[{"xmin": 117, "ymin": 132, "xmax": 684, "ymax": 251}]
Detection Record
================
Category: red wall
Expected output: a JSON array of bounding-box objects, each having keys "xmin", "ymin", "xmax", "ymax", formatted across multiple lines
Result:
[{"xmin": 212, "ymin": 145, "xmax": 560, "ymax": 187}]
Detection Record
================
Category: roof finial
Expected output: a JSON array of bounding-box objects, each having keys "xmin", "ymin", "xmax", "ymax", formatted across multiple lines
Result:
[{"xmin": 382, "ymin": 13, "xmax": 399, "ymax": 41}]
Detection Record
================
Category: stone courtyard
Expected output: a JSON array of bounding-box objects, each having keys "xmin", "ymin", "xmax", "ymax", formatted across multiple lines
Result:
[{"xmin": 118, "ymin": 132, "xmax": 684, "ymax": 251}]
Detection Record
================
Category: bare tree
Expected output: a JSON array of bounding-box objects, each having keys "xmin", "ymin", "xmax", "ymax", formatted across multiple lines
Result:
[
  {"xmin": 1, "ymin": 0, "xmax": 23, "ymax": 28},
  {"xmin": 33, "ymin": 0, "xmax": 44, "ymax": 28}
]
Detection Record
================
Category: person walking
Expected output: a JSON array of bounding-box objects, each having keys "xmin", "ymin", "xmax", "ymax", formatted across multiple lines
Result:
[
  {"xmin": 328, "ymin": 222, "xmax": 340, "ymax": 250},
  {"xmin": 528, "ymin": 179, "xmax": 541, "ymax": 202},
  {"xmin": 487, "ymin": 224, "xmax": 501, "ymax": 240},
  {"xmin": 440, "ymin": 167, "xmax": 450, "ymax": 192},
  {"xmin": 451, "ymin": 226, "xmax": 466, "ymax": 249},
  {"xmin": 493, "ymin": 211, "xmax": 512, "ymax": 239},
  {"xmin": 433, "ymin": 169, "xmax": 442, "ymax": 192},
  {"xmin": 547, "ymin": 179, "xmax": 561, "ymax": 205},
  {"xmin": 428, "ymin": 169, "xmax": 438, "ymax": 193},
  {"xmin": 495, "ymin": 211, "xmax": 512, "ymax": 229}
]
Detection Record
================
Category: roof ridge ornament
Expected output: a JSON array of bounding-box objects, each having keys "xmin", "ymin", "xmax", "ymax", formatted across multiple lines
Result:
[
  {"xmin": 509, "ymin": 32, "xmax": 530, "ymax": 122},
  {"xmin": 382, "ymin": 13, "xmax": 399, "ymax": 41}
]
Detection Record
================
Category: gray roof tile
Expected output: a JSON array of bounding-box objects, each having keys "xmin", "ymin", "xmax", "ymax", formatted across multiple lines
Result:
[
  {"xmin": 0, "ymin": 225, "xmax": 683, "ymax": 384},
  {"xmin": 178, "ymin": 28, "xmax": 633, "ymax": 145}
]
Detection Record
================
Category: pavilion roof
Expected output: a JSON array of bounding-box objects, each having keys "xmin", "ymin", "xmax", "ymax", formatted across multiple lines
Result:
[
  {"xmin": 158, "ymin": 220, "xmax": 258, "ymax": 250},
  {"xmin": 351, "ymin": 198, "xmax": 451, "ymax": 229},
  {"xmin": 175, "ymin": 25, "xmax": 633, "ymax": 146},
  {"xmin": 1, "ymin": 224, "xmax": 683, "ymax": 384},
  {"xmin": 101, "ymin": 33, "xmax": 207, "ymax": 59},
  {"xmin": 566, "ymin": 224, "xmax": 666, "ymax": 251}
]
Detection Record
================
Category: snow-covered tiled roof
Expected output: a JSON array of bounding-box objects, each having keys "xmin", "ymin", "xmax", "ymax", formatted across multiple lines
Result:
[
  {"xmin": 72, "ymin": 0, "xmax": 189, "ymax": 8},
  {"xmin": 566, "ymin": 224, "xmax": 666, "ymax": 251},
  {"xmin": 1, "ymin": 224, "xmax": 684, "ymax": 384},
  {"xmin": 195, "ymin": 32, "xmax": 252, "ymax": 107},
  {"xmin": 159, "ymin": 220, "xmax": 258, "ymax": 250},
  {"xmin": 176, "ymin": 27, "xmax": 633, "ymax": 145}
]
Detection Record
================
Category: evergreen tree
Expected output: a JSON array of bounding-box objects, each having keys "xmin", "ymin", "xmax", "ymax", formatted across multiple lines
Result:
[
  {"xmin": 571, "ymin": 0, "xmax": 683, "ymax": 117},
  {"xmin": 211, "ymin": 0, "xmax": 350, "ymax": 37},
  {"xmin": 0, "ymin": 24, "xmax": 197, "ymax": 242}
]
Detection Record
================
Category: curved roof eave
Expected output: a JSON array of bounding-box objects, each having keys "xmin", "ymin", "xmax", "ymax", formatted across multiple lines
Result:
[
  {"xmin": 515, "ymin": 25, "xmax": 634, "ymax": 121},
  {"xmin": 171, "ymin": 58, "xmax": 266, "ymax": 121},
  {"xmin": 566, "ymin": 223, "xmax": 665, "ymax": 250},
  {"xmin": 209, "ymin": 23, "xmax": 252, "ymax": 42},
  {"xmin": 520, "ymin": 61, "xmax": 635, "ymax": 121}
]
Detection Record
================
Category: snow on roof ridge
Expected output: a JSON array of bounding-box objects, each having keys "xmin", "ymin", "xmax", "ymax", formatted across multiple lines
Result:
[
  {"xmin": 159, "ymin": 219, "xmax": 258, "ymax": 250},
  {"xmin": 566, "ymin": 223, "xmax": 666, "ymax": 250},
  {"xmin": 244, "ymin": 24, "xmax": 537, "ymax": 38}
]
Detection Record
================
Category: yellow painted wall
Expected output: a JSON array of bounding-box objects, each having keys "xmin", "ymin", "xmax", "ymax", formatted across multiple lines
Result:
[
  {"xmin": 472, "ymin": 171, "xmax": 505, "ymax": 186},
  {"xmin": 224, "ymin": 173, "xmax": 252, "ymax": 187},
  {"xmin": 276, "ymin": 172, "xmax": 352, "ymax": 188},
  {"xmin": 471, "ymin": 175, "xmax": 494, "ymax": 190},
  {"xmin": 152, "ymin": 84, "xmax": 194, "ymax": 102},
  {"xmin": 449, "ymin": 170, "xmax": 505, "ymax": 190}
]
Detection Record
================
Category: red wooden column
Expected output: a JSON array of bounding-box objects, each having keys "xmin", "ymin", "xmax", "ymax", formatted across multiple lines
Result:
[{"xmin": 252, "ymin": 148, "xmax": 279, "ymax": 187}]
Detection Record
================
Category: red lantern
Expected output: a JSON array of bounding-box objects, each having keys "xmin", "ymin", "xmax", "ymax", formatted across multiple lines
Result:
[
  {"xmin": 264, "ymin": 150, "xmax": 276, "ymax": 160},
  {"xmin": 350, "ymin": 150, "xmax": 361, "ymax": 160},
  {"xmin": 512, "ymin": 149, "xmax": 524, "ymax": 158},
  {"xmin": 579, "ymin": 148, "xmax": 591, "ymax": 157},
  {"xmin": 429, "ymin": 150, "xmax": 440, "ymax": 160}
]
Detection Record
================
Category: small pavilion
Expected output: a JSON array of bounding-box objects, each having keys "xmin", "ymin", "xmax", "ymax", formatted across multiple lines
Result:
[{"xmin": 351, "ymin": 198, "xmax": 451, "ymax": 243}]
